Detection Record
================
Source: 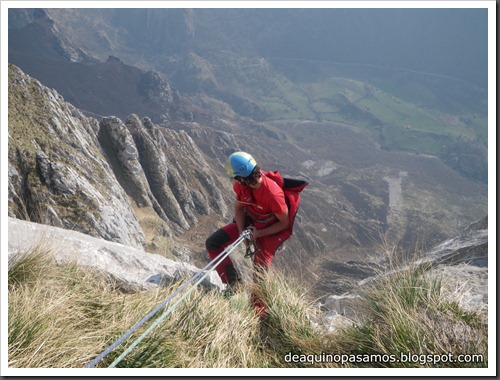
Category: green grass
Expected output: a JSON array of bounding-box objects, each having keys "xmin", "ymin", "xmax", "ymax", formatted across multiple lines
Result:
[
  {"xmin": 257, "ymin": 73, "xmax": 486, "ymax": 159},
  {"xmin": 8, "ymin": 244, "xmax": 487, "ymax": 369}
]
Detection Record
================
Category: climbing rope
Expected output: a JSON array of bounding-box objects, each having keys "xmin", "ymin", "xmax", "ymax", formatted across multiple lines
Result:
[{"xmin": 86, "ymin": 229, "xmax": 252, "ymax": 368}]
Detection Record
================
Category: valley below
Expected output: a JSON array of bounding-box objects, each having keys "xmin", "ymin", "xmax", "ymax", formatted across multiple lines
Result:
[
  {"xmin": 6, "ymin": 8, "xmax": 489, "ymax": 300},
  {"xmin": 5, "ymin": 8, "xmax": 492, "ymax": 371}
]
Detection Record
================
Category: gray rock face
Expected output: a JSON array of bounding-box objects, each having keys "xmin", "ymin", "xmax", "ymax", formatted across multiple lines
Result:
[
  {"xmin": 416, "ymin": 216, "xmax": 488, "ymax": 313},
  {"xmin": 139, "ymin": 71, "xmax": 179, "ymax": 104},
  {"xmin": 98, "ymin": 116, "xmax": 154, "ymax": 209},
  {"xmin": 8, "ymin": 217, "xmax": 223, "ymax": 291},
  {"xmin": 8, "ymin": 64, "xmax": 228, "ymax": 250},
  {"xmin": 315, "ymin": 216, "xmax": 488, "ymax": 332},
  {"xmin": 358, "ymin": 216, "xmax": 488, "ymax": 312},
  {"xmin": 415, "ymin": 216, "xmax": 488, "ymax": 268},
  {"xmin": 8, "ymin": 64, "xmax": 146, "ymax": 249},
  {"xmin": 119, "ymin": 113, "xmax": 228, "ymax": 234}
]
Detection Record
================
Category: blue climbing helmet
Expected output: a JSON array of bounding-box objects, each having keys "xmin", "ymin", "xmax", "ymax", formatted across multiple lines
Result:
[{"xmin": 225, "ymin": 151, "xmax": 257, "ymax": 178}]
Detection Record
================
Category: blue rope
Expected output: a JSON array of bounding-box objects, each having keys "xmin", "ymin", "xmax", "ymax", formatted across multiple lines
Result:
[
  {"xmin": 86, "ymin": 231, "xmax": 250, "ymax": 368},
  {"xmin": 108, "ymin": 232, "xmax": 248, "ymax": 368}
]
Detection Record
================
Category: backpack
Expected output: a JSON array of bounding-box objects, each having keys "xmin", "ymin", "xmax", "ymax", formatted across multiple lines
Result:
[{"xmin": 263, "ymin": 171, "xmax": 308, "ymax": 235}]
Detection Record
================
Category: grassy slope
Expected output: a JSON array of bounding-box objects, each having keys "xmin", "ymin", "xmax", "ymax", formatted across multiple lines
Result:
[
  {"xmin": 258, "ymin": 73, "xmax": 486, "ymax": 158},
  {"xmin": 8, "ymin": 245, "xmax": 487, "ymax": 369}
]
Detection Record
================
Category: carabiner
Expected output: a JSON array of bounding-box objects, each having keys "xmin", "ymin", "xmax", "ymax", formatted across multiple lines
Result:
[
  {"xmin": 244, "ymin": 242, "xmax": 259, "ymax": 258},
  {"xmin": 240, "ymin": 229, "xmax": 258, "ymax": 258}
]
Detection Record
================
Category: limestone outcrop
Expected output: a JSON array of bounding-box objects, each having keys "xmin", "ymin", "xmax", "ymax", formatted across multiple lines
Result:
[
  {"xmin": 8, "ymin": 64, "xmax": 229, "ymax": 251},
  {"xmin": 8, "ymin": 64, "xmax": 146, "ymax": 249},
  {"xmin": 8, "ymin": 217, "xmax": 223, "ymax": 291}
]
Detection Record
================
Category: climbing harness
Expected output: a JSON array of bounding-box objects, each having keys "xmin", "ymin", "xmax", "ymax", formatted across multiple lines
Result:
[
  {"xmin": 86, "ymin": 229, "xmax": 253, "ymax": 368},
  {"xmin": 245, "ymin": 207, "xmax": 276, "ymax": 224}
]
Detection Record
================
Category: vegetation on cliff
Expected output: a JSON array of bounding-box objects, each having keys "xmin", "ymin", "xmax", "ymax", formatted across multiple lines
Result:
[{"xmin": 8, "ymin": 244, "xmax": 487, "ymax": 369}]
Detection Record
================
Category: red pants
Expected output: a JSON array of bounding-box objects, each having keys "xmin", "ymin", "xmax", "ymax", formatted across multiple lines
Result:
[
  {"xmin": 205, "ymin": 222, "xmax": 289, "ymax": 317},
  {"xmin": 205, "ymin": 222, "xmax": 288, "ymax": 283}
]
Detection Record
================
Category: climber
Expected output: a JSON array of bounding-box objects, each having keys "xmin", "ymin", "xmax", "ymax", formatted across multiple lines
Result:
[{"xmin": 205, "ymin": 151, "xmax": 308, "ymax": 317}]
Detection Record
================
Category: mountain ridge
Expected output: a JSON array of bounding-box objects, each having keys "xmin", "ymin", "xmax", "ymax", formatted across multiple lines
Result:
[
  {"xmin": 7, "ymin": 7, "xmax": 488, "ymax": 296},
  {"xmin": 8, "ymin": 63, "xmax": 487, "ymax": 296},
  {"xmin": 4, "ymin": 9, "xmax": 491, "ymax": 370}
]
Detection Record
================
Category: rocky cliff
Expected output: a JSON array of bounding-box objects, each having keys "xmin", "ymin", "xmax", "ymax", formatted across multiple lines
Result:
[
  {"xmin": 8, "ymin": 61, "xmax": 489, "ymax": 282},
  {"xmin": 5, "ymin": 11, "xmax": 490, "ymax": 351},
  {"xmin": 8, "ymin": 64, "xmax": 145, "ymax": 249},
  {"xmin": 8, "ymin": 9, "xmax": 489, "ymax": 269},
  {"xmin": 319, "ymin": 215, "xmax": 489, "ymax": 329},
  {"xmin": 7, "ymin": 217, "xmax": 224, "ymax": 292},
  {"xmin": 8, "ymin": 64, "xmax": 229, "ymax": 257}
]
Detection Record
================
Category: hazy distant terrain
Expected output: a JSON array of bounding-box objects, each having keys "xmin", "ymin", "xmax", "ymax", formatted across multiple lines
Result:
[
  {"xmin": 7, "ymin": 7, "xmax": 489, "ymax": 294},
  {"xmin": 9, "ymin": 8, "xmax": 488, "ymax": 182}
]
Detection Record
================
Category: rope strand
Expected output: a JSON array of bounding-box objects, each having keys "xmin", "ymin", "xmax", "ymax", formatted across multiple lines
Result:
[
  {"xmin": 85, "ymin": 230, "xmax": 250, "ymax": 368},
  {"xmin": 108, "ymin": 232, "xmax": 249, "ymax": 368}
]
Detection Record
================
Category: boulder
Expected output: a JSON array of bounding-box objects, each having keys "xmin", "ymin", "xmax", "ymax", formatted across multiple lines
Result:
[{"xmin": 8, "ymin": 217, "xmax": 224, "ymax": 292}]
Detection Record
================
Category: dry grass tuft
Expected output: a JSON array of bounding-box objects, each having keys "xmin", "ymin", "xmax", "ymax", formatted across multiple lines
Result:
[{"xmin": 8, "ymin": 244, "xmax": 487, "ymax": 368}]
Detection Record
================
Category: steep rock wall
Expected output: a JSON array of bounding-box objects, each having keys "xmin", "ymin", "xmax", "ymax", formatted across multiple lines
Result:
[
  {"xmin": 8, "ymin": 64, "xmax": 146, "ymax": 249},
  {"xmin": 8, "ymin": 64, "xmax": 229, "ymax": 251}
]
